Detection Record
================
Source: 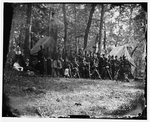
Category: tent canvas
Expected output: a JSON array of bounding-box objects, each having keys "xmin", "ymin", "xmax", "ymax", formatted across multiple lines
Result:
[
  {"xmin": 108, "ymin": 45, "xmax": 136, "ymax": 67},
  {"xmin": 30, "ymin": 36, "xmax": 55, "ymax": 55},
  {"xmin": 108, "ymin": 45, "xmax": 136, "ymax": 75}
]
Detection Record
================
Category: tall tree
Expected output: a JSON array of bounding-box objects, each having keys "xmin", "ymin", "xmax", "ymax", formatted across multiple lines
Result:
[
  {"xmin": 24, "ymin": 3, "xmax": 32, "ymax": 58},
  {"xmin": 48, "ymin": 5, "xmax": 52, "ymax": 37},
  {"xmin": 74, "ymin": 4, "xmax": 78, "ymax": 53},
  {"xmin": 63, "ymin": 4, "xmax": 67, "ymax": 53},
  {"xmin": 103, "ymin": 24, "xmax": 107, "ymax": 54},
  {"xmin": 83, "ymin": 4, "xmax": 96, "ymax": 49},
  {"xmin": 98, "ymin": 4, "xmax": 105, "ymax": 54}
]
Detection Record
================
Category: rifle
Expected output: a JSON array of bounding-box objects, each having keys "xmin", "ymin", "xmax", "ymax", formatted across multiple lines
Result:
[
  {"xmin": 106, "ymin": 66, "xmax": 113, "ymax": 80},
  {"xmin": 114, "ymin": 69, "xmax": 120, "ymax": 81}
]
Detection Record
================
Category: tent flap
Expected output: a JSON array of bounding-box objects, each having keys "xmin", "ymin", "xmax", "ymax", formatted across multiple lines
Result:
[
  {"xmin": 30, "ymin": 36, "xmax": 55, "ymax": 55},
  {"xmin": 108, "ymin": 45, "xmax": 136, "ymax": 67}
]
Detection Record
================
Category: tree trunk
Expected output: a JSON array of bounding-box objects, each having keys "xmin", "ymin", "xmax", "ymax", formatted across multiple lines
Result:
[
  {"xmin": 48, "ymin": 6, "xmax": 52, "ymax": 37},
  {"xmin": 103, "ymin": 29, "xmax": 106, "ymax": 54},
  {"xmin": 128, "ymin": 6, "xmax": 133, "ymax": 43},
  {"xmin": 94, "ymin": 34, "xmax": 99, "ymax": 53},
  {"xmin": 98, "ymin": 4, "xmax": 105, "ymax": 54},
  {"xmin": 115, "ymin": 6, "xmax": 121, "ymax": 47},
  {"xmin": 63, "ymin": 4, "xmax": 67, "ymax": 53},
  {"xmin": 24, "ymin": 3, "xmax": 32, "ymax": 58},
  {"xmin": 83, "ymin": 4, "xmax": 96, "ymax": 49},
  {"xmin": 74, "ymin": 4, "xmax": 78, "ymax": 53}
]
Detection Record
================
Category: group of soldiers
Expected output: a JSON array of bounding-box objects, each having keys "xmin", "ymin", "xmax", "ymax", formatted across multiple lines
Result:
[{"xmin": 35, "ymin": 46, "xmax": 131, "ymax": 81}]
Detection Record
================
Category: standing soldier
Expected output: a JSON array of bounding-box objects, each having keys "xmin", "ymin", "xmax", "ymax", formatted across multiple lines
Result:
[
  {"xmin": 53, "ymin": 58, "xmax": 58, "ymax": 77},
  {"xmin": 80, "ymin": 57, "xmax": 87, "ymax": 78},
  {"xmin": 105, "ymin": 58, "xmax": 112, "ymax": 80},
  {"xmin": 59, "ymin": 55, "xmax": 65, "ymax": 77},
  {"xmin": 122, "ymin": 55, "xmax": 130, "ymax": 82},
  {"xmin": 111, "ymin": 55, "xmax": 115, "ymax": 80},
  {"xmin": 91, "ymin": 55, "xmax": 101, "ymax": 79},
  {"xmin": 47, "ymin": 54, "xmax": 52, "ymax": 76},
  {"xmin": 114, "ymin": 56, "xmax": 119, "ymax": 80},
  {"xmin": 86, "ymin": 53, "xmax": 91, "ymax": 78},
  {"xmin": 57, "ymin": 58, "xmax": 63, "ymax": 77},
  {"xmin": 118, "ymin": 56, "xmax": 124, "ymax": 81},
  {"xmin": 37, "ymin": 46, "xmax": 44, "ymax": 75},
  {"xmin": 69, "ymin": 50, "xmax": 74, "ymax": 62},
  {"xmin": 101, "ymin": 54, "xmax": 107, "ymax": 79},
  {"xmin": 43, "ymin": 48, "xmax": 47, "ymax": 74},
  {"xmin": 107, "ymin": 55, "xmax": 112, "ymax": 78},
  {"xmin": 78, "ymin": 49, "xmax": 83, "ymax": 63},
  {"xmin": 97, "ymin": 53, "xmax": 103, "ymax": 77},
  {"xmin": 72, "ymin": 57, "xmax": 80, "ymax": 78}
]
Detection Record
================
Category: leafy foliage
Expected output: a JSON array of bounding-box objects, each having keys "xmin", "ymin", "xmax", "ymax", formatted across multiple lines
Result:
[{"xmin": 7, "ymin": 3, "xmax": 146, "ymax": 71}]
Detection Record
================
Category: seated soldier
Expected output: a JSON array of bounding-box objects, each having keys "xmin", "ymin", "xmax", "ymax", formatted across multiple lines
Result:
[
  {"xmin": 64, "ymin": 58, "xmax": 71, "ymax": 78},
  {"xmin": 64, "ymin": 68, "xmax": 70, "ymax": 78},
  {"xmin": 24, "ymin": 58, "xmax": 33, "ymax": 71},
  {"xmin": 13, "ymin": 60, "xmax": 23, "ymax": 71}
]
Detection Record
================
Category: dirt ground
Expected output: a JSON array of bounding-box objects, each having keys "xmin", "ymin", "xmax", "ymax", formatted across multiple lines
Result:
[{"xmin": 3, "ymin": 69, "xmax": 146, "ymax": 118}]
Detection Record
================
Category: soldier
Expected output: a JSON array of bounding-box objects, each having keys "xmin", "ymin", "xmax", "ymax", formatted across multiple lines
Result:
[
  {"xmin": 37, "ymin": 45, "xmax": 44, "ymax": 75},
  {"xmin": 64, "ymin": 58, "xmax": 72, "ymax": 78},
  {"xmin": 47, "ymin": 54, "xmax": 52, "ymax": 76},
  {"xmin": 78, "ymin": 49, "xmax": 83, "ymax": 63},
  {"xmin": 72, "ymin": 57, "xmax": 80, "ymax": 78},
  {"xmin": 53, "ymin": 58, "xmax": 58, "ymax": 77},
  {"xmin": 91, "ymin": 55, "xmax": 102, "ymax": 79},
  {"xmin": 80, "ymin": 57, "xmax": 87, "ymax": 78},
  {"xmin": 110, "ymin": 55, "xmax": 115, "ymax": 80},
  {"xmin": 107, "ymin": 55, "xmax": 112, "ymax": 78},
  {"xmin": 97, "ymin": 53, "xmax": 103, "ymax": 77},
  {"xmin": 114, "ymin": 56, "xmax": 119, "ymax": 80},
  {"xmin": 122, "ymin": 55, "xmax": 130, "ymax": 82},
  {"xmin": 105, "ymin": 58, "xmax": 112, "ymax": 80},
  {"xmin": 59, "ymin": 55, "xmax": 65, "ymax": 77},
  {"xmin": 43, "ymin": 48, "xmax": 47, "ymax": 74},
  {"xmin": 24, "ymin": 58, "xmax": 33, "ymax": 71},
  {"xmin": 85, "ymin": 54, "xmax": 91, "ymax": 78},
  {"xmin": 57, "ymin": 58, "xmax": 63, "ymax": 77},
  {"xmin": 101, "ymin": 54, "xmax": 107, "ymax": 79},
  {"xmin": 118, "ymin": 56, "xmax": 124, "ymax": 81},
  {"xmin": 69, "ymin": 50, "xmax": 74, "ymax": 62}
]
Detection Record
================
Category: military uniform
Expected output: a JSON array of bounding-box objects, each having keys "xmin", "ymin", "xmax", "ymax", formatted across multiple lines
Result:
[
  {"xmin": 72, "ymin": 58, "xmax": 80, "ymax": 78},
  {"xmin": 101, "ymin": 56, "xmax": 107, "ymax": 79},
  {"xmin": 91, "ymin": 57, "xmax": 101, "ymax": 79},
  {"xmin": 98, "ymin": 55, "xmax": 103, "ymax": 77},
  {"xmin": 37, "ymin": 48, "xmax": 44, "ymax": 75},
  {"xmin": 122, "ymin": 57, "xmax": 131, "ymax": 82},
  {"xmin": 80, "ymin": 58, "xmax": 87, "ymax": 78},
  {"xmin": 118, "ymin": 57, "xmax": 124, "ymax": 80},
  {"xmin": 114, "ymin": 57, "xmax": 119, "ymax": 80},
  {"xmin": 47, "ymin": 57, "xmax": 52, "ymax": 76},
  {"xmin": 110, "ymin": 56, "xmax": 115, "ymax": 80}
]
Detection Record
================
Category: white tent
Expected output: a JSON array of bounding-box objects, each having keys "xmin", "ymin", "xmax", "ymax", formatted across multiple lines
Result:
[
  {"xmin": 30, "ymin": 36, "xmax": 55, "ymax": 55},
  {"xmin": 108, "ymin": 45, "xmax": 136, "ymax": 75},
  {"xmin": 108, "ymin": 45, "xmax": 136, "ymax": 67}
]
